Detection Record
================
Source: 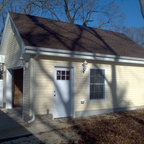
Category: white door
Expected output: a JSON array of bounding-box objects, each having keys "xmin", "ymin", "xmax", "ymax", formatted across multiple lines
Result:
[
  {"xmin": 0, "ymin": 80, "xmax": 3, "ymax": 107},
  {"xmin": 54, "ymin": 67, "xmax": 73, "ymax": 118}
]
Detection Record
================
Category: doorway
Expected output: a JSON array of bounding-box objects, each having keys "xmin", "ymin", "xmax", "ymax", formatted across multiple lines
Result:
[{"xmin": 13, "ymin": 69, "xmax": 23, "ymax": 108}]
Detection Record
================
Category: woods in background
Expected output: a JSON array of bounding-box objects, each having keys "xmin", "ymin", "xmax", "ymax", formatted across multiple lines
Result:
[{"xmin": 0, "ymin": 0, "xmax": 143, "ymax": 48}]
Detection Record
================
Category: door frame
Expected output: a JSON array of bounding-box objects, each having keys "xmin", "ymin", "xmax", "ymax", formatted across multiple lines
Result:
[
  {"xmin": 53, "ymin": 66, "xmax": 74, "ymax": 119},
  {"xmin": 5, "ymin": 69, "xmax": 13, "ymax": 109},
  {"xmin": 5, "ymin": 67, "xmax": 24, "ymax": 109}
]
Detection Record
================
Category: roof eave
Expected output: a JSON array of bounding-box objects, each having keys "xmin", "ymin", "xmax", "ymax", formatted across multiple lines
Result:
[
  {"xmin": 9, "ymin": 13, "xmax": 25, "ymax": 53},
  {"xmin": 0, "ymin": 13, "xmax": 10, "ymax": 54},
  {"xmin": 24, "ymin": 46, "xmax": 144, "ymax": 65}
]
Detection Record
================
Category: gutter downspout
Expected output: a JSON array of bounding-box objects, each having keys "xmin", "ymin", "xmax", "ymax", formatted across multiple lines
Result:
[{"xmin": 28, "ymin": 55, "xmax": 38, "ymax": 123}]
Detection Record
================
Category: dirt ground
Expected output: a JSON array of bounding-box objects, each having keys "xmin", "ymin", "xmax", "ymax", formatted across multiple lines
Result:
[
  {"xmin": 2, "ymin": 109, "xmax": 144, "ymax": 144},
  {"xmin": 67, "ymin": 109, "xmax": 144, "ymax": 144}
]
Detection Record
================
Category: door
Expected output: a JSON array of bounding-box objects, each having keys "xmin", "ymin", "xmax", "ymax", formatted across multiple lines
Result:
[
  {"xmin": 54, "ymin": 67, "xmax": 73, "ymax": 118},
  {"xmin": 13, "ymin": 69, "xmax": 23, "ymax": 107}
]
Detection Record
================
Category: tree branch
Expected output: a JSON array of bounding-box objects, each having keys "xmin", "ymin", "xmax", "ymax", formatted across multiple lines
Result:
[
  {"xmin": 139, "ymin": 0, "xmax": 144, "ymax": 18},
  {"xmin": 33, "ymin": 1, "xmax": 61, "ymax": 21},
  {"xmin": 64, "ymin": 0, "xmax": 73, "ymax": 23},
  {"xmin": 0, "ymin": 0, "xmax": 9, "ymax": 11}
]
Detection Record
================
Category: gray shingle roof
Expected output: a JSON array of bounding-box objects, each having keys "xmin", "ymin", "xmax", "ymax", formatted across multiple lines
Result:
[{"xmin": 10, "ymin": 12, "xmax": 144, "ymax": 58}]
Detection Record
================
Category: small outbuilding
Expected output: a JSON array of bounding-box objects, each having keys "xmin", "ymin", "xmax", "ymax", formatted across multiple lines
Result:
[{"xmin": 1, "ymin": 12, "xmax": 144, "ymax": 120}]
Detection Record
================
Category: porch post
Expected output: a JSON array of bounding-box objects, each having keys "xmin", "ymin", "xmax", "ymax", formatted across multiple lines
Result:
[
  {"xmin": 5, "ymin": 69, "xmax": 12, "ymax": 109},
  {"xmin": 0, "ymin": 56, "xmax": 5, "ymax": 107},
  {"xmin": 0, "ymin": 80, "xmax": 3, "ymax": 107}
]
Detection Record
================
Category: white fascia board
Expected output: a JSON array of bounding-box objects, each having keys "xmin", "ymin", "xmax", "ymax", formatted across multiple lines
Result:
[
  {"xmin": 0, "ymin": 13, "xmax": 25, "ymax": 57},
  {"xmin": 24, "ymin": 46, "xmax": 144, "ymax": 64},
  {"xmin": 6, "ymin": 65, "xmax": 23, "ymax": 70},
  {"xmin": 0, "ymin": 13, "xmax": 10, "ymax": 53},
  {"xmin": 0, "ymin": 55, "xmax": 5, "ymax": 63},
  {"xmin": 9, "ymin": 14, "xmax": 25, "ymax": 52}
]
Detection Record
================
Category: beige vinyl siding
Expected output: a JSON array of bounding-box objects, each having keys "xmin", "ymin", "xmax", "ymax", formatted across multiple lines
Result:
[
  {"xmin": 1, "ymin": 18, "xmax": 22, "ymax": 68},
  {"xmin": 31, "ymin": 56, "xmax": 144, "ymax": 115},
  {"xmin": 0, "ymin": 18, "xmax": 11, "ymax": 55}
]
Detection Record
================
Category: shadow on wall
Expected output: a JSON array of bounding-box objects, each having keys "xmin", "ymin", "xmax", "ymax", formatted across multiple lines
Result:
[
  {"xmin": 29, "ymin": 58, "xmax": 132, "ymax": 144},
  {"xmin": 74, "ymin": 62, "xmax": 131, "ymax": 117},
  {"xmin": 25, "ymin": 13, "xmax": 132, "ymax": 118},
  {"xmin": 23, "ymin": 15, "xmax": 133, "ymax": 143},
  {"xmin": 109, "ymin": 64, "xmax": 131, "ymax": 110}
]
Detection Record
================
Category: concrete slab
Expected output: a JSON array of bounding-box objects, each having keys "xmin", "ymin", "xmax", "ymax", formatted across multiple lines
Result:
[{"xmin": 0, "ymin": 109, "xmax": 74, "ymax": 143}]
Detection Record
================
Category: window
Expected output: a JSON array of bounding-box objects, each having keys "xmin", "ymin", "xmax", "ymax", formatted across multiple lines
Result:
[
  {"xmin": 57, "ymin": 70, "xmax": 70, "ymax": 80},
  {"xmin": 89, "ymin": 69, "xmax": 105, "ymax": 100},
  {"xmin": 0, "ymin": 64, "xmax": 3, "ymax": 80}
]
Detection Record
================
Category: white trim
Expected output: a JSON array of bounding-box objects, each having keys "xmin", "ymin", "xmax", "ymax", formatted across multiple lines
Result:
[
  {"xmin": 0, "ymin": 13, "xmax": 25, "ymax": 57},
  {"xmin": 9, "ymin": 13, "xmax": 25, "ymax": 54},
  {"xmin": 6, "ymin": 65, "xmax": 23, "ymax": 70},
  {"xmin": 0, "ymin": 55, "xmax": 5, "ymax": 63},
  {"xmin": 28, "ymin": 55, "xmax": 38, "ymax": 123},
  {"xmin": 22, "ymin": 68, "xmax": 24, "ymax": 119},
  {"xmin": 5, "ymin": 69, "xmax": 13, "ymax": 109},
  {"xmin": 71, "ymin": 67, "xmax": 75, "ymax": 117},
  {"xmin": 0, "ymin": 13, "xmax": 10, "ymax": 53},
  {"xmin": 88, "ymin": 68, "xmax": 106, "ymax": 101},
  {"xmin": 25, "ymin": 46, "xmax": 144, "ymax": 64},
  {"xmin": 0, "ymin": 80, "xmax": 3, "ymax": 107},
  {"xmin": 73, "ymin": 67, "xmax": 76, "ymax": 118}
]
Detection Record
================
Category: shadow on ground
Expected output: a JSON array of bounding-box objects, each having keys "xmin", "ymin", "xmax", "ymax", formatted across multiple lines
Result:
[{"xmin": 0, "ymin": 109, "xmax": 42, "ymax": 143}]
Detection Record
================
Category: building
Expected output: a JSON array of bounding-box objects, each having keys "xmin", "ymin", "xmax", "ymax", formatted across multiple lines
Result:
[{"xmin": 1, "ymin": 12, "xmax": 144, "ymax": 120}]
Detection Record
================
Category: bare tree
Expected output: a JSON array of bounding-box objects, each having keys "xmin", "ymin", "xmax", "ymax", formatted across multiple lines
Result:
[
  {"xmin": 32, "ymin": 0, "xmax": 124, "ymax": 28},
  {"xmin": 139, "ymin": 0, "xmax": 144, "ymax": 18},
  {"xmin": 0, "ymin": 0, "xmax": 40, "ymax": 41},
  {"xmin": 0, "ymin": 0, "xmax": 124, "ymax": 42},
  {"xmin": 0, "ymin": 0, "xmax": 9, "ymax": 38},
  {"xmin": 121, "ymin": 26, "xmax": 144, "ymax": 48},
  {"xmin": 0, "ymin": 0, "xmax": 9, "ymax": 11}
]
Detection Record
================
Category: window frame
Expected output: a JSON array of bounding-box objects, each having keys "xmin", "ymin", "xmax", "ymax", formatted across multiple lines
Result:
[
  {"xmin": 88, "ymin": 68, "xmax": 106, "ymax": 101},
  {"xmin": 56, "ymin": 70, "xmax": 70, "ymax": 80}
]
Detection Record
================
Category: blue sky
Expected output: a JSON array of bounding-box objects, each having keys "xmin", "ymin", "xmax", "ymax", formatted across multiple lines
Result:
[{"xmin": 116, "ymin": 0, "xmax": 144, "ymax": 27}]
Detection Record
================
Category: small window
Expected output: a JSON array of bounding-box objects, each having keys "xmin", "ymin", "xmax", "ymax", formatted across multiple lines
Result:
[
  {"xmin": 89, "ymin": 69, "xmax": 105, "ymax": 100},
  {"xmin": 62, "ymin": 76, "xmax": 65, "ymax": 80},
  {"xmin": 57, "ymin": 70, "xmax": 70, "ymax": 80},
  {"xmin": 66, "ymin": 71, "xmax": 70, "ymax": 80},
  {"xmin": 57, "ymin": 71, "xmax": 61, "ymax": 80}
]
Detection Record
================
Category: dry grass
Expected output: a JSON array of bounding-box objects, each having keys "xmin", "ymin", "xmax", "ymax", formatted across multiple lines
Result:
[{"xmin": 65, "ymin": 109, "xmax": 144, "ymax": 144}]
